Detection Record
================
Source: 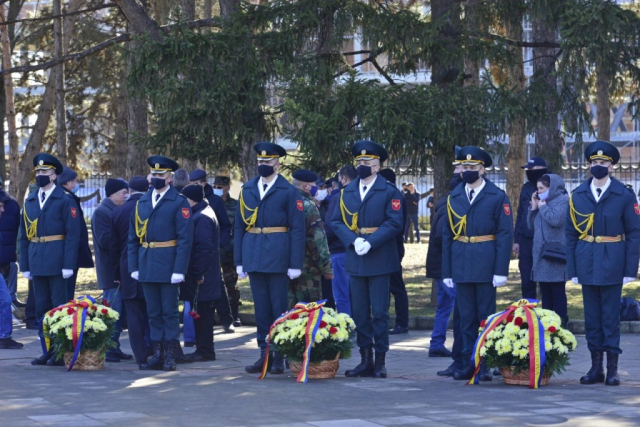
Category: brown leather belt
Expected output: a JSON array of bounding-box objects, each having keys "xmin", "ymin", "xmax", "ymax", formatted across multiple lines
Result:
[
  {"xmin": 142, "ymin": 240, "xmax": 177, "ymax": 248},
  {"xmin": 356, "ymin": 227, "xmax": 379, "ymax": 235},
  {"xmin": 247, "ymin": 227, "xmax": 289, "ymax": 234},
  {"xmin": 580, "ymin": 235, "xmax": 622, "ymax": 243},
  {"xmin": 455, "ymin": 235, "xmax": 496, "ymax": 243},
  {"xmin": 31, "ymin": 235, "xmax": 65, "ymax": 243}
]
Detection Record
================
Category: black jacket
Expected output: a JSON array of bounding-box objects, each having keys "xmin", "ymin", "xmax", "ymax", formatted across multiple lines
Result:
[
  {"xmin": 71, "ymin": 193, "xmax": 94, "ymax": 269},
  {"xmin": 425, "ymin": 196, "xmax": 447, "ymax": 278},
  {"xmin": 514, "ymin": 180, "xmax": 536, "ymax": 245},
  {"xmin": 324, "ymin": 193, "xmax": 345, "ymax": 255},
  {"xmin": 203, "ymin": 184, "xmax": 232, "ymax": 249},
  {"xmin": 111, "ymin": 192, "xmax": 144, "ymax": 299},
  {"xmin": 0, "ymin": 196, "xmax": 19, "ymax": 265},
  {"xmin": 404, "ymin": 190, "xmax": 420, "ymax": 215}
]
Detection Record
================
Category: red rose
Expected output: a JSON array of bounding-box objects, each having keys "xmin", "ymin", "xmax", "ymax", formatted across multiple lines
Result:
[
  {"xmin": 49, "ymin": 311, "xmax": 54, "ymax": 317},
  {"xmin": 548, "ymin": 326, "xmax": 557, "ymax": 332},
  {"xmin": 329, "ymin": 327, "xmax": 338, "ymax": 334},
  {"xmin": 91, "ymin": 306, "xmax": 97, "ymax": 311},
  {"xmin": 189, "ymin": 311, "xmax": 201, "ymax": 320},
  {"xmin": 514, "ymin": 317, "xmax": 524, "ymax": 326},
  {"xmin": 507, "ymin": 314, "xmax": 514, "ymax": 323},
  {"xmin": 290, "ymin": 313, "xmax": 299, "ymax": 320},
  {"xmin": 102, "ymin": 300, "xmax": 110, "ymax": 307},
  {"xmin": 320, "ymin": 321, "xmax": 328, "ymax": 328},
  {"xmin": 101, "ymin": 308, "xmax": 109, "ymax": 315},
  {"xmin": 479, "ymin": 319, "xmax": 486, "ymax": 327},
  {"xmin": 67, "ymin": 308, "xmax": 75, "ymax": 315}
]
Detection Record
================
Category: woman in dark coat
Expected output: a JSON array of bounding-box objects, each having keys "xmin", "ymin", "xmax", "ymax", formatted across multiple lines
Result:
[{"xmin": 180, "ymin": 184, "xmax": 222, "ymax": 362}]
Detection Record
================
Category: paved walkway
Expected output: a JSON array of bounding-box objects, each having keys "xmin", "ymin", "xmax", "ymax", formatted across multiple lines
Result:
[{"xmin": 2, "ymin": 324, "xmax": 640, "ymax": 426}]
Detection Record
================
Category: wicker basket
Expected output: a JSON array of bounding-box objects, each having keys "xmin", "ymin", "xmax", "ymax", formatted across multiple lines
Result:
[
  {"xmin": 64, "ymin": 349, "xmax": 106, "ymax": 371},
  {"xmin": 288, "ymin": 352, "xmax": 340, "ymax": 379},
  {"xmin": 500, "ymin": 366, "xmax": 550, "ymax": 386}
]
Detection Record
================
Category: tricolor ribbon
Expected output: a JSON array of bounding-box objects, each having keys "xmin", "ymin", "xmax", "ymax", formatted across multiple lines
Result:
[
  {"xmin": 259, "ymin": 300, "xmax": 327, "ymax": 383},
  {"xmin": 468, "ymin": 298, "xmax": 547, "ymax": 389},
  {"xmin": 43, "ymin": 295, "xmax": 97, "ymax": 371}
]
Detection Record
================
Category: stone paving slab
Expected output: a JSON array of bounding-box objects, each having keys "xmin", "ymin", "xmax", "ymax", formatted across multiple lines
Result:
[{"xmin": 1, "ymin": 324, "xmax": 640, "ymax": 426}]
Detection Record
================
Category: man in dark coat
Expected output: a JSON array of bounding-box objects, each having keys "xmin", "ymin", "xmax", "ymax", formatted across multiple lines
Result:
[
  {"xmin": 111, "ymin": 176, "xmax": 151, "ymax": 368},
  {"xmin": 0, "ymin": 179, "xmax": 22, "ymax": 306},
  {"xmin": 180, "ymin": 184, "xmax": 221, "ymax": 362},
  {"xmin": 57, "ymin": 167, "xmax": 94, "ymax": 300},
  {"xmin": 566, "ymin": 140, "xmax": 640, "ymax": 386},
  {"xmin": 403, "ymin": 183, "xmax": 421, "ymax": 243},
  {"xmin": 236, "ymin": 142, "xmax": 305, "ymax": 375},
  {"xmin": 0, "ymin": 190, "xmax": 23, "ymax": 349},
  {"xmin": 330, "ymin": 141, "xmax": 404, "ymax": 378},
  {"xmin": 129, "ymin": 156, "xmax": 194, "ymax": 371},
  {"xmin": 442, "ymin": 146, "xmax": 513, "ymax": 381},
  {"xmin": 92, "ymin": 178, "xmax": 131, "ymax": 363},
  {"xmin": 19, "ymin": 153, "xmax": 81, "ymax": 366}
]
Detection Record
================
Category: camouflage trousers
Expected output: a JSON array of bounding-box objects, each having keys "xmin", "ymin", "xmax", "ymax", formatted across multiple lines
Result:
[
  {"xmin": 221, "ymin": 259, "xmax": 241, "ymax": 309},
  {"xmin": 288, "ymin": 276, "xmax": 322, "ymax": 309}
]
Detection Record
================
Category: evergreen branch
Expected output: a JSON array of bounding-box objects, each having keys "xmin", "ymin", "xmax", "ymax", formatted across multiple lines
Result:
[
  {"xmin": 0, "ymin": 4, "xmax": 117, "ymax": 26},
  {"xmin": 472, "ymin": 31, "xmax": 561, "ymax": 49},
  {"xmin": 370, "ymin": 57, "xmax": 395, "ymax": 85}
]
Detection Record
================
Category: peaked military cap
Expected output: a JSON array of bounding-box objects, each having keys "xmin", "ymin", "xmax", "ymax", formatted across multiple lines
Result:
[
  {"xmin": 147, "ymin": 155, "xmax": 179, "ymax": 174},
  {"xmin": 292, "ymin": 169, "xmax": 318, "ymax": 183},
  {"xmin": 585, "ymin": 140, "xmax": 620, "ymax": 165},
  {"xmin": 455, "ymin": 146, "xmax": 493, "ymax": 168},
  {"xmin": 452, "ymin": 145, "xmax": 462, "ymax": 165},
  {"xmin": 188, "ymin": 168, "xmax": 207, "ymax": 182},
  {"xmin": 352, "ymin": 140, "xmax": 388, "ymax": 162},
  {"xmin": 214, "ymin": 175, "xmax": 231, "ymax": 186},
  {"xmin": 254, "ymin": 142, "xmax": 286, "ymax": 160},
  {"xmin": 33, "ymin": 153, "xmax": 64, "ymax": 175}
]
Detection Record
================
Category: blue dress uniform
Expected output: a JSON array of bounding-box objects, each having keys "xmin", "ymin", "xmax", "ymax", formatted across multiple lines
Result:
[
  {"xmin": 128, "ymin": 156, "xmax": 194, "ymax": 371},
  {"xmin": 236, "ymin": 142, "xmax": 305, "ymax": 374},
  {"xmin": 566, "ymin": 141, "xmax": 640, "ymax": 386},
  {"xmin": 330, "ymin": 141, "xmax": 404, "ymax": 378},
  {"xmin": 19, "ymin": 153, "xmax": 81, "ymax": 365},
  {"xmin": 442, "ymin": 146, "xmax": 513, "ymax": 380}
]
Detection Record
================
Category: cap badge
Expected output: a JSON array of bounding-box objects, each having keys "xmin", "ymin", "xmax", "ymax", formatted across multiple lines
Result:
[
  {"xmin": 155, "ymin": 163, "xmax": 160, "ymax": 168},
  {"xmin": 597, "ymin": 150, "xmax": 603, "ymax": 155},
  {"xmin": 466, "ymin": 154, "xmax": 472, "ymax": 160},
  {"xmin": 361, "ymin": 149, "xmax": 367, "ymax": 155},
  {"xmin": 39, "ymin": 160, "xmax": 44, "ymax": 165}
]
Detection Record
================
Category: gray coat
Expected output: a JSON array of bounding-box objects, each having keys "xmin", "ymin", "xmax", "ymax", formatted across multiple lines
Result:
[
  {"xmin": 527, "ymin": 174, "xmax": 568, "ymax": 283},
  {"xmin": 92, "ymin": 197, "xmax": 118, "ymax": 290}
]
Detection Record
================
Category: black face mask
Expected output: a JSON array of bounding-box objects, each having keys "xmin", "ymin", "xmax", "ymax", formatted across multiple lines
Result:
[
  {"xmin": 526, "ymin": 168, "xmax": 548, "ymax": 183},
  {"xmin": 357, "ymin": 165, "xmax": 373, "ymax": 180},
  {"xmin": 462, "ymin": 170, "xmax": 480, "ymax": 184},
  {"xmin": 150, "ymin": 178, "xmax": 166, "ymax": 189},
  {"xmin": 452, "ymin": 173, "xmax": 464, "ymax": 185},
  {"xmin": 35, "ymin": 175, "xmax": 51, "ymax": 188},
  {"xmin": 258, "ymin": 165, "xmax": 274, "ymax": 178},
  {"xmin": 591, "ymin": 165, "xmax": 609, "ymax": 180},
  {"xmin": 449, "ymin": 177, "xmax": 462, "ymax": 191}
]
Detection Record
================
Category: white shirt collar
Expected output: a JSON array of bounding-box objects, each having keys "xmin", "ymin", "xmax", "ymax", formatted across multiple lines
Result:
[
  {"xmin": 39, "ymin": 184, "xmax": 56, "ymax": 208},
  {"xmin": 259, "ymin": 176, "xmax": 277, "ymax": 199},
  {"xmin": 465, "ymin": 179, "xmax": 486, "ymax": 203},
  {"xmin": 590, "ymin": 177, "xmax": 611, "ymax": 202},
  {"xmin": 359, "ymin": 175, "xmax": 377, "ymax": 199},
  {"xmin": 152, "ymin": 187, "xmax": 169, "ymax": 208}
]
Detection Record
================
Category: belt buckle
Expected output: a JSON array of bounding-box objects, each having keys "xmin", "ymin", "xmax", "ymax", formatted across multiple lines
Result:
[
  {"xmin": 263, "ymin": 228, "xmax": 270, "ymax": 234},
  {"xmin": 360, "ymin": 228, "xmax": 367, "ymax": 235},
  {"xmin": 595, "ymin": 236, "xmax": 603, "ymax": 243},
  {"xmin": 585, "ymin": 236, "xmax": 594, "ymax": 243},
  {"xmin": 32, "ymin": 237, "xmax": 40, "ymax": 243},
  {"xmin": 461, "ymin": 236, "xmax": 469, "ymax": 243},
  {"xmin": 469, "ymin": 236, "xmax": 477, "ymax": 243},
  {"xmin": 149, "ymin": 242, "xmax": 156, "ymax": 248}
]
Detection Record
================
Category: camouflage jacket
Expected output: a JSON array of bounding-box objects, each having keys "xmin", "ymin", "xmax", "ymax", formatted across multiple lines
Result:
[
  {"xmin": 221, "ymin": 196, "xmax": 237, "ymax": 260},
  {"xmin": 298, "ymin": 189, "xmax": 333, "ymax": 278}
]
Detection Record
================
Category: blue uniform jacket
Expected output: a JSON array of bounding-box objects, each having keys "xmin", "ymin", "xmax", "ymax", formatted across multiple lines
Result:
[
  {"xmin": 442, "ymin": 179, "xmax": 513, "ymax": 283},
  {"xmin": 234, "ymin": 174, "xmax": 305, "ymax": 273},
  {"xmin": 18, "ymin": 185, "xmax": 81, "ymax": 276},
  {"xmin": 329, "ymin": 175, "xmax": 404, "ymax": 277},
  {"xmin": 111, "ymin": 192, "xmax": 144, "ymax": 299},
  {"xmin": 0, "ymin": 196, "xmax": 19, "ymax": 265},
  {"xmin": 128, "ymin": 187, "xmax": 194, "ymax": 283},
  {"xmin": 514, "ymin": 180, "xmax": 536, "ymax": 245},
  {"xmin": 565, "ymin": 178, "xmax": 640, "ymax": 286}
]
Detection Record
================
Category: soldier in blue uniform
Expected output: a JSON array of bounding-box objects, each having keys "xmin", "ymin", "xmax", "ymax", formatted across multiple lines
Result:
[
  {"xmin": 442, "ymin": 146, "xmax": 513, "ymax": 381},
  {"xmin": 236, "ymin": 142, "xmax": 305, "ymax": 375},
  {"xmin": 566, "ymin": 140, "xmax": 640, "ymax": 386},
  {"xmin": 128, "ymin": 156, "xmax": 194, "ymax": 371},
  {"xmin": 330, "ymin": 140, "xmax": 404, "ymax": 378},
  {"xmin": 19, "ymin": 153, "xmax": 81, "ymax": 366}
]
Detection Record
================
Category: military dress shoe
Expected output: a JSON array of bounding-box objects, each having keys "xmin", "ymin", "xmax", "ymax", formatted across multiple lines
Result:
[
  {"xmin": 0, "ymin": 338, "xmax": 24, "ymax": 349},
  {"xmin": 428, "ymin": 347, "xmax": 452, "ymax": 358},
  {"xmin": 453, "ymin": 364, "xmax": 475, "ymax": 381},
  {"xmin": 185, "ymin": 351, "xmax": 216, "ymax": 362},
  {"xmin": 437, "ymin": 361, "xmax": 462, "ymax": 377},
  {"xmin": 389, "ymin": 326, "xmax": 409, "ymax": 335},
  {"xmin": 115, "ymin": 348, "xmax": 133, "ymax": 360}
]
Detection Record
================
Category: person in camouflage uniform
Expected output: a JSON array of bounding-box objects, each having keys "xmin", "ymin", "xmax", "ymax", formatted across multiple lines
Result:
[
  {"xmin": 213, "ymin": 175, "xmax": 242, "ymax": 326},
  {"xmin": 288, "ymin": 170, "xmax": 333, "ymax": 308}
]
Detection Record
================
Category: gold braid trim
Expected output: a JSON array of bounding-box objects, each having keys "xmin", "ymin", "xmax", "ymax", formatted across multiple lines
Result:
[
  {"xmin": 447, "ymin": 195, "xmax": 467, "ymax": 239},
  {"xmin": 239, "ymin": 189, "xmax": 258, "ymax": 231},
  {"xmin": 23, "ymin": 208, "xmax": 38, "ymax": 240},
  {"xmin": 339, "ymin": 189, "xmax": 358, "ymax": 232},
  {"xmin": 569, "ymin": 193, "xmax": 594, "ymax": 239},
  {"xmin": 135, "ymin": 201, "xmax": 149, "ymax": 244}
]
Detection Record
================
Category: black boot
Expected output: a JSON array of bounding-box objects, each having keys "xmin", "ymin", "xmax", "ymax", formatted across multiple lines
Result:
[
  {"xmin": 163, "ymin": 341, "xmax": 177, "ymax": 371},
  {"xmin": 270, "ymin": 352, "xmax": 285, "ymax": 374},
  {"xmin": 437, "ymin": 361, "xmax": 462, "ymax": 377},
  {"xmin": 31, "ymin": 351, "xmax": 52, "ymax": 366},
  {"xmin": 232, "ymin": 306, "xmax": 242, "ymax": 327},
  {"xmin": 478, "ymin": 361, "xmax": 492, "ymax": 381},
  {"xmin": 605, "ymin": 352, "xmax": 620, "ymax": 386},
  {"xmin": 373, "ymin": 352, "xmax": 387, "ymax": 379},
  {"xmin": 345, "ymin": 347, "xmax": 374, "ymax": 377},
  {"xmin": 245, "ymin": 348, "xmax": 270, "ymax": 374},
  {"xmin": 139, "ymin": 342, "xmax": 164, "ymax": 371},
  {"xmin": 453, "ymin": 362, "xmax": 475, "ymax": 381},
  {"xmin": 580, "ymin": 350, "xmax": 605, "ymax": 384}
]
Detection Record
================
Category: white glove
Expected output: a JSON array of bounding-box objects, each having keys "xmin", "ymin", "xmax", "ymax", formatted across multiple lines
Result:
[
  {"xmin": 22, "ymin": 271, "xmax": 32, "ymax": 280},
  {"xmin": 236, "ymin": 265, "xmax": 247, "ymax": 279},
  {"xmin": 571, "ymin": 277, "xmax": 579, "ymax": 284},
  {"xmin": 353, "ymin": 237, "xmax": 365, "ymax": 252},
  {"xmin": 623, "ymin": 277, "xmax": 636, "ymax": 284},
  {"xmin": 443, "ymin": 278, "xmax": 454, "ymax": 288},
  {"xmin": 131, "ymin": 271, "xmax": 139, "ymax": 281},
  {"xmin": 62, "ymin": 269, "xmax": 73, "ymax": 279},
  {"xmin": 492, "ymin": 275, "xmax": 507, "ymax": 287},
  {"xmin": 171, "ymin": 273, "xmax": 185, "ymax": 284},
  {"xmin": 287, "ymin": 269, "xmax": 302, "ymax": 280},
  {"xmin": 356, "ymin": 241, "xmax": 372, "ymax": 256}
]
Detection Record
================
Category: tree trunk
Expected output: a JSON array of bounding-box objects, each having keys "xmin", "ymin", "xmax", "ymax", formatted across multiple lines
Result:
[
  {"xmin": 125, "ymin": 38, "xmax": 150, "ymax": 178},
  {"xmin": 53, "ymin": 0, "xmax": 67, "ymax": 164},
  {"xmin": 595, "ymin": 62, "xmax": 610, "ymax": 142},
  {"xmin": 1, "ymin": 6, "xmax": 18, "ymax": 197},
  {"xmin": 532, "ymin": 18, "xmax": 561, "ymax": 172},
  {"xmin": 463, "ymin": 0, "xmax": 481, "ymax": 88},
  {"xmin": 204, "ymin": 0, "xmax": 212, "ymax": 19},
  {"xmin": 180, "ymin": 0, "xmax": 195, "ymax": 20},
  {"xmin": 112, "ymin": 69, "xmax": 128, "ymax": 179},
  {"xmin": 504, "ymin": 15, "xmax": 526, "ymax": 220}
]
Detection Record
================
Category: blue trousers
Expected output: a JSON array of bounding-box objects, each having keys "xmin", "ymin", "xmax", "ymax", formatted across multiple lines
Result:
[
  {"xmin": 0, "ymin": 274, "xmax": 12, "ymax": 339},
  {"xmin": 248, "ymin": 272, "xmax": 289, "ymax": 348},
  {"xmin": 33, "ymin": 275, "xmax": 68, "ymax": 353},
  {"xmin": 142, "ymin": 282, "xmax": 181, "ymax": 343},
  {"xmin": 582, "ymin": 284, "xmax": 622, "ymax": 354},
  {"xmin": 351, "ymin": 274, "xmax": 390, "ymax": 353},
  {"xmin": 430, "ymin": 279, "xmax": 456, "ymax": 349},
  {"xmin": 330, "ymin": 253, "xmax": 351, "ymax": 315},
  {"xmin": 456, "ymin": 282, "xmax": 496, "ymax": 360},
  {"xmin": 103, "ymin": 287, "xmax": 124, "ymax": 350},
  {"xmin": 389, "ymin": 268, "xmax": 409, "ymax": 329},
  {"xmin": 404, "ymin": 213, "xmax": 421, "ymax": 242}
]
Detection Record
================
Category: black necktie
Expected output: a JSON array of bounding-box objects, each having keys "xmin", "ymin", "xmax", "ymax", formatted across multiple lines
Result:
[
  {"xmin": 363, "ymin": 186, "xmax": 367, "ymax": 192},
  {"xmin": 41, "ymin": 192, "xmax": 45, "ymax": 203},
  {"xmin": 596, "ymin": 188, "xmax": 602, "ymax": 198},
  {"xmin": 155, "ymin": 193, "xmax": 160, "ymax": 203},
  {"xmin": 469, "ymin": 189, "xmax": 475, "ymax": 202},
  {"xmin": 263, "ymin": 184, "xmax": 268, "ymax": 192}
]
